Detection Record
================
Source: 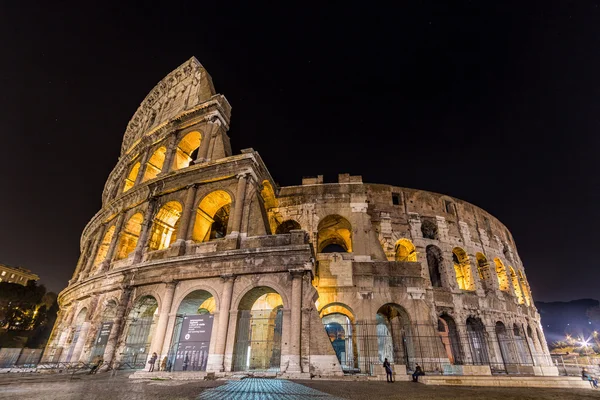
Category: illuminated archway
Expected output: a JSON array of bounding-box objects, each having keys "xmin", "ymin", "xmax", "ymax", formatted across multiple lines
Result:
[
  {"xmin": 494, "ymin": 258, "xmax": 509, "ymax": 291},
  {"xmin": 453, "ymin": 248, "xmax": 474, "ymax": 291},
  {"xmin": 509, "ymin": 267, "xmax": 524, "ymax": 304},
  {"xmin": 518, "ymin": 271, "xmax": 532, "ymax": 306},
  {"xmin": 426, "ymin": 245, "xmax": 443, "ymax": 287},
  {"xmin": 173, "ymin": 131, "xmax": 201, "ymax": 170},
  {"xmin": 122, "ymin": 296, "xmax": 159, "ymax": 368},
  {"xmin": 317, "ymin": 215, "xmax": 352, "ymax": 253},
  {"xmin": 116, "ymin": 213, "xmax": 144, "ymax": 260},
  {"xmin": 233, "ymin": 287, "xmax": 283, "ymax": 371},
  {"xmin": 123, "ymin": 162, "xmax": 141, "ymax": 192},
  {"xmin": 91, "ymin": 225, "xmax": 116, "ymax": 271},
  {"xmin": 475, "ymin": 253, "xmax": 491, "ymax": 291},
  {"xmin": 142, "ymin": 146, "xmax": 167, "ymax": 182},
  {"xmin": 376, "ymin": 304, "xmax": 412, "ymax": 366},
  {"xmin": 395, "ymin": 238, "xmax": 417, "ymax": 262},
  {"xmin": 320, "ymin": 303, "xmax": 357, "ymax": 371},
  {"xmin": 148, "ymin": 201, "xmax": 182, "ymax": 251},
  {"xmin": 192, "ymin": 190, "xmax": 232, "ymax": 242}
]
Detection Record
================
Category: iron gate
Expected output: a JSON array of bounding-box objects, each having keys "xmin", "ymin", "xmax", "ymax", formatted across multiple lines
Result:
[{"xmin": 233, "ymin": 309, "xmax": 283, "ymax": 372}]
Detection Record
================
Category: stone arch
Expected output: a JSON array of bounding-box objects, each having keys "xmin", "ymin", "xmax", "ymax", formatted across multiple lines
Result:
[
  {"xmin": 495, "ymin": 321, "xmax": 516, "ymax": 368},
  {"xmin": 376, "ymin": 303, "xmax": 412, "ymax": 366},
  {"xmin": 176, "ymin": 290, "xmax": 216, "ymax": 315},
  {"xmin": 276, "ymin": 219, "xmax": 301, "ymax": 235},
  {"xmin": 317, "ymin": 214, "xmax": 352, "ymax": 253},
  {"xmin": 426, "ymin": 245, "xmax": 443, "ymax": 287},
  {"xmin": 172, "ymin": 284, "xmax": 221, "ymax": 315},
  {"xmin": 319, "ymin": 302, "xmax": 356, "ymax": 322},
  {"xmin": 142, "ymin": 146, "xmax": 167, "ymax": 182},
  {"xmin": 123, "ymin": 161, "xmax": 141, "ymax": 192},
  {"xmin": 394, "ymin": 238, "xmax": 417, "ymax": 262},
  {"xmin": 192, "ymin": 190, "xmax": 232, "ymax": 242},
  {"xmin": 421, "ymin": 219, "xmax": 438, "ymax": 240},
  {"xmin": 101, "ymin": 299, "xmax": 118, "ymax": 319},
  {"xmin": 475, "ymin": 252, "xmax": 491, "ymax": 291},
  {"xmin": 518, "ymin": 270, "xmax": 532, "ymax": 306},
  {"xmin": 232, "ymin": 286, "xmax": 285, "ymax": 371},
  {"xmin": 115, "ymin": 212, "xmax": 144, "ymax": 260},
  {"xmin": 438, "ymin": 313, "xmax": 463, "ymax": 364},
  {"xmin": 92, "ymin": 225, "xmax": 116, "ymax": 270},
  {"xmin": 122, "ymin": 295, "xmax": 159, "ymax": 367},
  {"xmin": 466, "ymin": 317, "xmax": 489, "ymax": 364},
  {"xmin": 231, "ymin": 280, "xmax": 290, "ymax": 312},
  {"xmin": 148, "ymin": 201, "xmax": 183, "ymax": 251},
  {"xmin": 494, "ymin": 258, "xmax": 509, "ymax": 291},
  {"xmin": 321, "ymin": 303, "xmax": 357, "ymax": 371},
  {"xmin": 509, "ymin": 267, "xmax": 524, "ymax": 304},
  {"xmin": 453, "ymin": 247, "xmax": 474, "ymax": 291},
  {"xmin": 173, "ymin": 131, "xmax": 201, "ymax": 170}
]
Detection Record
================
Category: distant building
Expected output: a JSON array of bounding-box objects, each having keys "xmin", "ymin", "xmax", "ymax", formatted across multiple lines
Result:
[{"xmin": 0, "ymin": 264, "xmax": 39, "ymax": 286}]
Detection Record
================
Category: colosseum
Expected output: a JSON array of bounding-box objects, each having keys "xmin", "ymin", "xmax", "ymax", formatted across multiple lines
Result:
[{"xmin": 44, "ymin": 57, "xmax": 558, "ymax": 378}]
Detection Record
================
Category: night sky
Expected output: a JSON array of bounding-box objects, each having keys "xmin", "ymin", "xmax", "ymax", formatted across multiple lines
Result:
[{"xmin": 0, "ymin": 2, "xmax": 598, "ymax": 301}]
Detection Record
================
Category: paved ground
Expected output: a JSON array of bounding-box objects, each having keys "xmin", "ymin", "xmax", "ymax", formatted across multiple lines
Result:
[{"xmin": 0, "ymin": 373, "xmax": 599, "ymax": 399}]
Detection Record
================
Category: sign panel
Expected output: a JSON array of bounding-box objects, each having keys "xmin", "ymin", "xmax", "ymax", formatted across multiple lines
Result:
[
  {"xmin": 96, "ymin": 322, "xmax": 113, "ymax": 346},
  {"xmin": 173, "ymin": 314, "xmax": 213, "ymax": 371}
]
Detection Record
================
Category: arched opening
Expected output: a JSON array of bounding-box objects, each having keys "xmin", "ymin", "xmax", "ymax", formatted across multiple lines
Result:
[
  {"xmin": 494, "ymin": 258, "xmax": 509, "ymax": 291},
  {"xmin": 192, "ymin": 190, "xmax": 232, "ymax": 242},
  {"xmin": 466, "ymin": 317, "xmax": 489, "ymax": 364},
  {"xmin": 91, "ymin": 225, "xmax": 115, "ymax": 271},
  {"xmin": 173, "ymin": 131, "xmax": 201, "ymax": 170},
  {"xmin": 421, "ymin": 219, "xmax": 438, "ymax": 240},
  {"xmin": 495, "ymin": 321, "xmax": 517, "ymax": 369},
  {"xmin": 394, "ymin": 239, "xmax": 417, "ymax": 262},
  {"xmin": 509, "ymin": 267, "xmax": 524, "ymax": 304},
  {"xmin": 438, "ymin": 314, "xmax": 463, "ymax": 364},
  {"xmin": 275, "ymin": 220, "xmax": 301, "ymax": 235},
  {"xmin": 317, "ymin": 215, "xmax": 352, "ymax": 253},
  {"xmin": 426, "ymin": 245, "xmax": 443, "ymax": 287},
  {"xmin": 518, "ymin": 271, "xmax": 532, "ymax": 306},
  {"xmin": 376, "ymin": 304, "xmax": 411, "ymax": 367},
  {"xmin": 168, "ymin": 290, "xmax": 215, "ymax": 372},
  {"xmin": 475, "ymin": 253, "xmax": 491, "ymax": 291},
  {"xmin": 115, "ymin": 213, "xmax": 144, "ymax": 260},
  {"xmin": 513, "ymin": 323, "xmax": 533, "ymax": 365},
  {"xmin": 65, "ymin": 308, "xmax": 88, "ymax": 362},
  {"xmin": 123, "ymin": 296, "xmax": 159, "ymax": 368},
  {"xmin": 142, "ymin": 146, "xmax": 167, "ymax": 182},
  {"xmin": 233, "ymin": 287, "xmax": 283, "ymax": 372},
  {"xmin": 148, "ymin": 201, "xmax": 182, "ymax": 251},
  {"xmin": 90, "ymin": 300, "xmax": 118, "ymax": 361},
  {"xmin": 320, "ymin": 303, "xmax": 357, "ymax": 372},
  {"xmin": 453, "ymin": 248, "xmax": 474, "ymax": 291},
  {"xmin": 123, "ymin": 162, "xmax": 141, "ymax": 192}
]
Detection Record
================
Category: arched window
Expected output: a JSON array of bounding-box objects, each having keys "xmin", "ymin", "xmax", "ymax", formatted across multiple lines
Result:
[
  {"xmin": 475, "ymin": 253, "xmax": 491, "ymax": 291},
  {"xmin": 438, "ymin": 314, "xmax": 463, "ymax": 364},
  {"xmin": 192, "ymin": 190, "xmax": 232, "ymax": 242},
  {"xmin": 116, "ymin": 213, "xmax": 144, "ymax": 260},
  {"xmin": 395, "ymin": 238, "xmax": 417, "ymax": 262},
  {"xmin": 148, "ymin": 201, "xmax": 182, "ymax": 251},
  {"xmin": 421, "ymin": 219, "xmax": 438, "ymax": 240},
  {"xmin": 494, "ymin": 258, "xmax": 509, "ymax": 291},
  {"xmin": 317, "ymin": 215, "xmax": 352, "ymax": 253},
  {"xmin": 426, "ymin": 245, "xmax": 443, "ymax": 287},
  {"xmin": 173, "ymin": 131, "xmax": 201, "ymax": 170},
  {"xmin": 453, "ymin": 248, "xmax": 474, "ymax": 291},
  {"xmin": 142, "ymin": 146, "xmax": 167, "ymax": 182},
  {"xmin": 92, "ymin": 225, "xmax": 116, "ymax": 269},
  {"xmin": 466, "ymin": 317, "xmax": 489, "ymax": 364},
  {"xmin": 518, "ymin": 270, "xmax": 532, "ymax": 306},
  {"xmin": 509, "ymin": 267, "xmax": 524, "ymax": 304},
  {"xmin": 275, "ymin": 220, "xmax": 301, "ymax": 234},
  {"xmin": 123, "ymin": 162, "xmax": 141, "ymax": 192}
]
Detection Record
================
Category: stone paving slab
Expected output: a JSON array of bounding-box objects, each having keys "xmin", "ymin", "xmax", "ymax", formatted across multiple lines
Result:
[{"xmin": 197, "ymin": 378, "xmax": 344, "ymax": 400}]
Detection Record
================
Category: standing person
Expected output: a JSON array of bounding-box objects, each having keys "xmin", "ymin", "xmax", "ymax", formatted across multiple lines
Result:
[
  {"xmin": 148, "ymin": 352, "xmax": 157, "ymax": 372},
  {"xmin": 383, "ymin": 358, "xmax": 393, "ymax": 383},
  {"xmin": 160, "ymin": 357, "xmax": 168, "ymax": 372},
  {"xmin": 412, "ymin": 363, "xmax": 424, "ymax": 382}
]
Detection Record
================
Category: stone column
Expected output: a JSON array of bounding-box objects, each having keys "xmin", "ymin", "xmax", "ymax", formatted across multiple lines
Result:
[
  {"xmin": 79, "ymin": 227, "xmax": 105, "ymax": 280},
  {"xmin": 99, "ymin": 213, "xmax": 125, "ymax": 272},
  {"xmin": 207, "ymin": 274, "xmax": 235, "ymax": 372},
  {"xmin": 151, "ymin": 281, "xmax": 177, "ymax": 359},
  {"xmin": 287, "ymin": 269, "xmax": 304, "ymax": 373},
  {"xmin": 159, "ymin": 136, "xmax": 178, "ymax": 176},
  {"xmin": 134, "ymin": 151, "xmax": 150, "ymax": 186},
  {"xmin": 103, "ymin": 287, "xmax": 132, "ymax": 369},
  {"xmin": 175, "ymin": 185, "xmax": 199, "ymax": 243},
  {"xmin": 194, "ymin": 119, "xmax": 220, "ymax": 164},
  {"xmin": 133, "ymin": 199, "xmax": 157, "ymax": 263},
  {"xmin": 70, "ymin": 241, "xmax": 91, "ymax": 284},
  {"xmin": 229, "ymin": 173, "xmax": 249, "ymax": 237}
]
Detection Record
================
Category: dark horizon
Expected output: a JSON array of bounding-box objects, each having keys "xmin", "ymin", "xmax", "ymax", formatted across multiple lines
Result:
[{"xmin": 0, "ymin": 2, "xmax": 598, "ymax": 301}]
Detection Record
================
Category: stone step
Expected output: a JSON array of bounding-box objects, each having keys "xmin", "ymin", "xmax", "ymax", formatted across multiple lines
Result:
[{"xmin": 420, "ymin": 375, "xmax": 593, "ymax": 389}]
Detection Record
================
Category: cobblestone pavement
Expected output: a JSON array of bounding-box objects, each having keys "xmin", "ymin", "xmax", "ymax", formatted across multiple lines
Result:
[{"xmin": 197, "ymin": 379, "xmax": 342, "ymax": 399}]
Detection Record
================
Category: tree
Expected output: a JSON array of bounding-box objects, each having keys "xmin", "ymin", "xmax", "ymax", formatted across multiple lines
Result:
[{"xmin": 0, "ymin": 281, "xmax": 46, "ymax": 330}]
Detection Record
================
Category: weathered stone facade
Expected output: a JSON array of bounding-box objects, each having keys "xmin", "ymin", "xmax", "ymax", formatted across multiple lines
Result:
[{"xmin": 44, "ymin": 57, "xmax": 556, "ymax": 377}]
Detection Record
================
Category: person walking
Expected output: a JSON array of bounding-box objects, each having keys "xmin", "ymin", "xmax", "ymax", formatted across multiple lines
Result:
[
  {"xmin": 383, "ymin": 358, "xmax": 393, "ymax": 383},
  {"xmin": 148, "ymin": 352, "xmax": 157, "ymax": 372}
]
